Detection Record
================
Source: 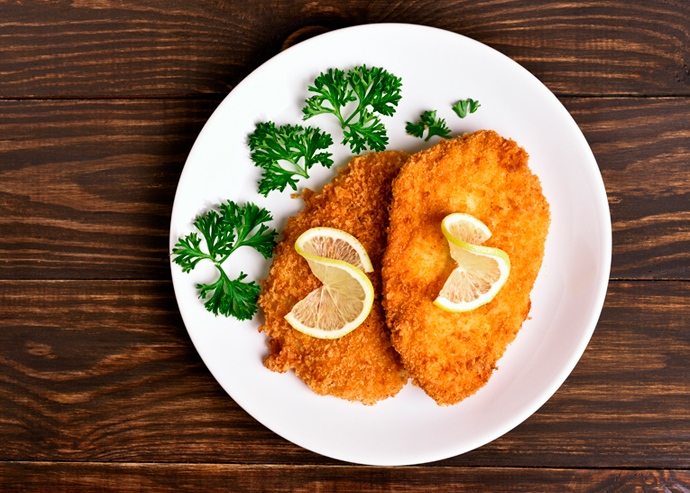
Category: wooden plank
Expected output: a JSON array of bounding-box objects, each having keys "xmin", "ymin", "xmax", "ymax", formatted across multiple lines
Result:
[
  {"xmin": 1, "ymin": 98, "xmax": 689, "ymax": 280},
  {"xmin": 0, "ymin": 0, "xmax": 277, "ymax": 98},
  {"xmin": 1, "ymin": 462, "xmax": 690, "ymax": 492},
  {"xmin": 0, "ymin": 280, "xmax": 688, "ymax": 467},
  {"xmin": 0, "ymin": 280, "xmax": 300, "ymax": 463},
  {"xmin": 0, "ymin": 98, "xmax": 218, "ymax": 280},
  {"xmin": 563, "ymin": 97, "xmax": 690, "ymax": 279},
  {"xmin": 1, "ymin": 0, "xmax": 690, "ymax": 97}
]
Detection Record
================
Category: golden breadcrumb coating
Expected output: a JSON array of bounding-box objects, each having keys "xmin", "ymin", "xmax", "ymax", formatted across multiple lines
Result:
[
  {"xmin": 258, "ymin": 150, "xmax": 410, "ymax": 405},
  {"xmin": 382, "ymin": 130, "xmax": 550, "ymax": 406}
]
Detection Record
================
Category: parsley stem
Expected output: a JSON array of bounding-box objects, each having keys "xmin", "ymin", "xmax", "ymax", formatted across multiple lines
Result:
[
  {"xmin": 287, "ymin": 160, "xmax": 309, "ymax": 178},
  {"xmin": 343, "ymin": 98, "xmax": 365, "ymax": 126},
  {"xmin": 216, "ymin": 226, "xmax": 255, "ymax": 265},
  {"xmin": 333, "ymin": 105, "xmax": 346, "ymax": 127},
  {"xmin": 217, "ymin": 236, "xmax": 246, "ymax": 265},
  {"xmin": 217, "ymin": 248, "xmax": 237, "ymax": 266}
]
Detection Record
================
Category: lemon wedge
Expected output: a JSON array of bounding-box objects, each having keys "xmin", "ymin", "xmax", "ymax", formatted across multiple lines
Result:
[
  {"xmin": 285, "ymin": 228, "xmax": 375, "ymax": 339},
  {"xmin": 434, "ymin": 213, "xmax": 510, "ymax": 312}
]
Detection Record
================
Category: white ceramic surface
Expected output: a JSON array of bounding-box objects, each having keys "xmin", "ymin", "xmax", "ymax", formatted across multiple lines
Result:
[{"xmin": 169, "ymin": 23, "xmax": 612, "ymax": 466}]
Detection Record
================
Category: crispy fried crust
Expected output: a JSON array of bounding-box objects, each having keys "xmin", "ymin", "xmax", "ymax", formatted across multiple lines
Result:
[
  {"xmin": 382, "ymin": 130, "xmax": 550, "ymax": 406},
  {"xmin": 258, "ymin": 151, "xmax": 410, "ymax": 405}
]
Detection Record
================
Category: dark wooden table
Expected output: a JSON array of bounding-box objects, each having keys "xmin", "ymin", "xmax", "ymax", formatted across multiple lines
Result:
[{"xmin": 2, "ymin": 0, "xmax": 690, "ymax": 490}]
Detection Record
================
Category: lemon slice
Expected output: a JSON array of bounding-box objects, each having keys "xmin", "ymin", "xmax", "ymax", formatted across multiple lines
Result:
[
  {"xmin": 294, "ymin": 227, "xmax": 374, "ymax": 273},
  {"xmin": 434, "ymin": 213, "xmax": 511, "ymax": 312},
  {"xmin": 285, "ymin": 228, "xmax": 375, "ymax": 339}
]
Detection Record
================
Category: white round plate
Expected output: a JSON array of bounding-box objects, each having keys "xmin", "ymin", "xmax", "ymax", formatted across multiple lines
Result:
[{"xmin": 169, "ymin": 23, "xmax": 611, "ymax": 466}]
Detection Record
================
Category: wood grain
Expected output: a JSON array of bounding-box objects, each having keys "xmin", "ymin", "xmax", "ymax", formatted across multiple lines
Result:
[
  {"xmin": 1, "ymin": 280, "xmax": 688, "ymax": 468},
  {"xmin": 1, "ymin": 462, "xmax": 690, "ymax": 492},
  {"xmin": 1, "ymin": 0, "xmax": 689, "ymax": 97},
  {"xmin": 0, "ymin": 280, "xmax": 298, "ymax": 464},
  {"xmin": 0, "ymin": 98, "xmax": 218, "ymax": 280},
  {"xmin": 562, "ymin": 97, "xmax": 690, "ymax": 279},
  {"xmin": 1, "ymin": 98, "xmax": 689, "ymax": 280}
]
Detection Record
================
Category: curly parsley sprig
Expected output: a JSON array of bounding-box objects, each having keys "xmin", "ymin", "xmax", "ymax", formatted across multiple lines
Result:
[
  {"xmin": 406, "ymin": 110, "xmax": 451, "ymax": 141},
  {"xmin": 171, "ymin": 201, "xmax": 278, "ymax": 320},
  {"xmin": 302, "ymin": 65, "xmax": 402, "ymax": 154},
  {"xmin": 248, "ymin": 122, "xmax": 333, "ymax": 196}
]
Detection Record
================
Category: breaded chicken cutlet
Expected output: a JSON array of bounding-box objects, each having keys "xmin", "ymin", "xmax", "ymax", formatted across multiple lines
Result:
[
  {"xmin": 382, "ymin": 130, "xmax": 550, "ymax": 406},
  {"xmin": 258, "ymin": 150, "xmax": 410, "ymax": 405}
]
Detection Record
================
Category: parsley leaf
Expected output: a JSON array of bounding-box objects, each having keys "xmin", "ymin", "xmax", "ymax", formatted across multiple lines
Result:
[
  {"xmin": 405, "ymin": 110, "xmax": 451, "ymax": 141},
  {"xmin": 197, "ymin": 271, "xmax": 261, "ymax": 320},
  {"xmin": 303, "ymin": 65, "xmax": 402, "ymax": 154},
  {"xmin": 171, "ymin": 200, "xmax": 278, "ymax": 320},
  {"xmin": 452, "ymin": 98, "xmax": 481, "ymax": 118},
  {"xmin": 248, "ymin": 122, "xmax": 334, "ymax": 196}
]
